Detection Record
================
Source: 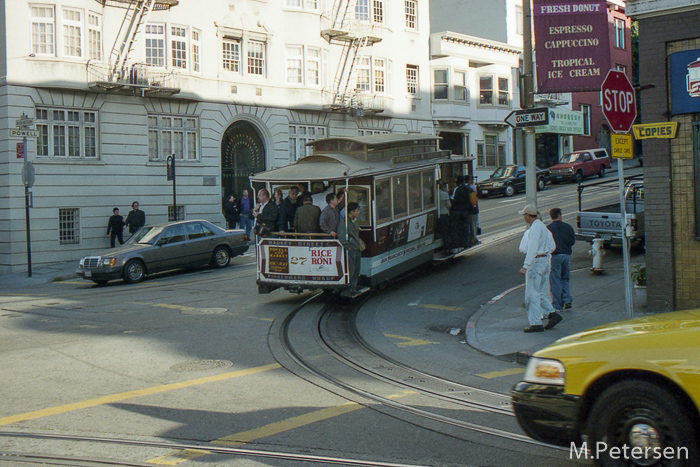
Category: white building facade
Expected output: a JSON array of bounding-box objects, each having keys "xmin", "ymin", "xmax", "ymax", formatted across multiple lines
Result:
[
  {"xmin": 0, "ymin": 0, "xmax": 435, "ymax": 273},
  {"xmin": 429, "ymin": 31, "xmax": 522, "ymax": 182}
]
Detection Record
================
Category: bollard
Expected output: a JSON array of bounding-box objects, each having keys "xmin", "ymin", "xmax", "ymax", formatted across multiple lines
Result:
[{"xmin": 589, "ymin": 238, "xmax": 606, "ymax": 274}]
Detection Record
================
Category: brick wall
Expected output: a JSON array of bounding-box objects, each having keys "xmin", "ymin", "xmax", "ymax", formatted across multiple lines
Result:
[{"xmin": 638, "ymin": 12, "xmax": 700, "ymax": 311}]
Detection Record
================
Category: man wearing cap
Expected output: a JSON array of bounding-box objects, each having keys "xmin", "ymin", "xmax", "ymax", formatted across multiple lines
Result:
[{"xmin": 519, "ymin": 204, "xmax": 561, "ymax": 332}]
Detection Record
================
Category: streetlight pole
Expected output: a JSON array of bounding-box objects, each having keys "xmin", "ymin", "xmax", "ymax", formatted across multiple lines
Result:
[{"xmin": 522, "ymin": 0, "xmax": 538, "ymax": 208}]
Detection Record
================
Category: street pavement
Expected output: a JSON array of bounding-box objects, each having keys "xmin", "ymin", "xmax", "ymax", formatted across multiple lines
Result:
[{"xmin": 0, "ymin": 232, "xmax": 647, "ymax": 364}]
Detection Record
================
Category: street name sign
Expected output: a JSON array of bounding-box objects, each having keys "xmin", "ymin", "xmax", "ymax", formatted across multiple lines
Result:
[
  {"xmin": 504, "ymin": 107, "xmax": 550, "ymax": 128},
  {"xmin": 632, "ymin": 122, "xmax": 679, "ymax": 139},
  {"xmin": 15, "ymin": 117, "xmax": 34, "ymax": 127},
  {"xmin": 10, "ymin": 129, "xmax": 39, "ymax": 138},
  {"xmin": 601, "ymin": 70, "xmax": 636, "ymax": 133}
]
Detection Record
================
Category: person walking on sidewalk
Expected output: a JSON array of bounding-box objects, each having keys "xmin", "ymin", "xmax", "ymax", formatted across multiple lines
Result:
[
  {"xmin": 547, "ymin": 207, "xmax": 576, "ymax": 313},
  {"xmin": 106, "ymin": 207, "xmax": 125, "ymax": 247},
  {"xmin": 519, "ymin": 204, "xmax": 560, "ymax": 333},
  {"xmin": 124, "ymin": 201, "xmax": 145, "ymax": 236}
]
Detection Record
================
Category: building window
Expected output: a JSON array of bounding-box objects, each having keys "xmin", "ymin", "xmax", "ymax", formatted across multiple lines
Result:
[
  {"xmin": 515, "ymin": 5, "xmax": 523, "ymax": 35},
  {"xmin": 307, "ymin": 47, "xmax": 321, "ymax": 85},
  {"xmin": 477, "ymin": 135, "xmax": 505, "ymax": 167},
  {"xmin": 168, "ymin": 205, "xmax": 185, "ymax": 222},
  {"xmin": 616, "ymin": 64, "xmax": 627, "ymax": 73},
  {"xmin": 580, "ymin": 104, "xmax": 591, "ymax": 136},
  {"xmin": 145, "ymin": 24, "xmax": 165, "ymax": 67},
  {"xmin": 434, "ymin": 69, "xmax": 448, "ymax": 99},
  {"xmin": 191, "ymin": 29, "xmax": 200, "ymax": 72},
  {"xmin": 373, "ymin": 0, "xmax": 384, "ymax": 23},
  {"xmin": 406, "ymin": 65, "xmax": 418, "ymax": 95},
  {"xmin": 59, "ymin": 208, "xmax": 80, "ymax": 245},
  {"xmin": 498, "ymin": 77, "xmax": 510, "ymax": 105},
  {"xmin": 87, "ymin": 12, "xmax": 102, "ymax": 60},
  {"xmin": 148, "ymin": 115, "xmax": 199, "ymax": 161},
  {"xmin": 36, "ymin": 108, "xmax": 98, "ymax": 159},
  {"xmin": 285, "ymin": 0, "xmax": 318, "ymax": 10},
  {"xmin": 356, "ymin": 0, "xmax": 370, "ymax": 20},
  {"xmin": 289, "ymin": 124, "xmax": 326, "ymax": 161},
  {"xmin": 171, "ymin": 26, "xmax": 187, "ymax": 69},
  {"xmin": 357, "ymin": 57, "xmax": 370, "ymax": 92},
  {"xmin": 405, "ymin": 0, "xmax": 417, "ymax": 30},
  {"xmin": 454, "ymin": 70, "xmax": 468, "ymax": 102},
  {"xmin": 479, "ymin": 76, "xmax": 493, "ymax": 104},
  {"xmin": 31, "ymin": 5, "xmax": 55, "ymax": 55},
  {"xmin": 62, "ymin": 8, "xmax": 83, "ymax": 58},
  {"xmin": 614, "ymin": 18, "xmax": 625, "ymax": 48},
  {"xmin": 286, "ymin": 46, "xmax": 303, "ymax": 84},
  {"xmin": 223, "ymin": 38, "xmax": 241, "ymax": 72},
  {"xmin": 248, "ymin": 40, "xmax": 265, "ymax": 76},
  {"xmin": 373, "ymin": 58, "xmax": 385, "ymax": 93}
]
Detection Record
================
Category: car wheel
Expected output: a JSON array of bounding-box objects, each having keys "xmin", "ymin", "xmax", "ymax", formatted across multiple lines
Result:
[
  {"xmin": 92, "ymin": 280, "xmax": 109, "ymax": 285},
  {"xmin": 537, "ymin": 177, "xmax": 546, "ymax": 191},
  {"xmin": 587, "ymin": 380, "xmax": 699, "ymax": 467},
  {"xmin": 123, "ymin": 260, "xmax": 146, "ymax": 284},
  {"xmin": 212, "ymin": 246, "xmax": 231, "ymax": 268},
  {"xmin": 574, "ymin": 171, "xmax": 584, "ymax": 183},
  {"xmin": 598, "ymin": 167, "xmax": 606, "ymax": 178},
  {"xmin": 504, "ymin": 184, "xmax": 515, "ymax": 197}
]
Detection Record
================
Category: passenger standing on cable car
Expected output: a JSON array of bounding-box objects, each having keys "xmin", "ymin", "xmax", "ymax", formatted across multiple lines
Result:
[
  {"xmin": 320, "ymin": 192, "xmax": 342, "ymax": 238},
  {"xmin": 338, "ymin": 202, "xmax": 361, "ymax": 296},
  {"xmin": 278, "ymin": 186, "xmax": 299, "ymax": 234},
  {"xmin": 294, "ymin": 193, "xmax": 321, "ymax": 233},
  {"xmin": 251, "ymin": 188, "xmax": 279, "ymax": 238},
  {"xmin": 449, "ymin": 175, "xmax": 471, "ymax": 253},
  {"xmin": 437, "ymin": 181, "xmax": 451, "ymax": 247}
]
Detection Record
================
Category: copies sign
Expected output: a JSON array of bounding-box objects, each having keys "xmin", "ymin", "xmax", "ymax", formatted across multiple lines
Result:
[{"xmin": 533, "ymin": 0, "xmax": 611, "ymax": 93}]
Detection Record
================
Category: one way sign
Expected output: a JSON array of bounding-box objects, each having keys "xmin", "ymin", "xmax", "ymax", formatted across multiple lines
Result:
[{"xmin": 504, "ymin": 108, "xmax": 550, "ymax": 128}]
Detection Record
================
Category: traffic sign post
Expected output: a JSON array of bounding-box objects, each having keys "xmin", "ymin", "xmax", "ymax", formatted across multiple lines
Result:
[
  {"xmin": 13, "ymin": 112, "xmax": 36, "ymax": 277},
  {"xmin": 601, "ymin": 70, "xmax": 637, "ymax": 318}
]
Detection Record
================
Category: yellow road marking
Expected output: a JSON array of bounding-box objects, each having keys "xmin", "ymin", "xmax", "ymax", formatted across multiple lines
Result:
[
  {"xmin": 384, "ymin": 333, "xmax": 439, "ymax": 347},
  {"xmin": 415, "ymin": 304, "xmax": 464, "ymax": 311},
  {"xmin": 476, "ymin": 368, "xmax": 524, "ymax": 379},
  {"xmin": 148, "ymin": 390, "xmax": 417, "ymax": 464},
  {"xmin": 0, "ymin": 363, "xmax": 281, "ymax": 426}
]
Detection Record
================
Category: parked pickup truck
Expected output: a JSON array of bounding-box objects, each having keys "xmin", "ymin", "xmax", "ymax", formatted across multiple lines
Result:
[
  {"xmin": 549, "ymin": 148, "xmax": 611, "ymax": 183},
  {"xmin": 575, "ymin": 177, "xmax": 644, "ymax": 246}
]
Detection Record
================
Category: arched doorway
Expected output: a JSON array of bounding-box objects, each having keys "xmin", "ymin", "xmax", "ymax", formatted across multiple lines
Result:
[{"xmin": 221, "ymin": 121, "xmax": 266, "ymax": 202}]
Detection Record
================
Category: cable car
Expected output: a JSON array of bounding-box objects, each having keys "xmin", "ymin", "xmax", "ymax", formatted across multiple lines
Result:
[{"xmin": 249, "ymin": 134, "xmax": 472, "ymax": 294}]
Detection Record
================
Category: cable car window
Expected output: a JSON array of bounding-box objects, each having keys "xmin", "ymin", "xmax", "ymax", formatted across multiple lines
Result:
[
  {"xmin": 376, "ymin": 178, "xmax": 392, "ymax": 224},
  {"xmin": 422, "ymin": 170, "xmax": 435, "ymax": 209},
  {"xmin": 346, "ymin": 186, "xmax": 371, "ymax": 227},
  {"xmin": 392, "ymin": 175, "xmax": 407, "ymax": 218},
  {"xmin": 408, "ymin": 172, "xmax": 422, "ymax": 214}
]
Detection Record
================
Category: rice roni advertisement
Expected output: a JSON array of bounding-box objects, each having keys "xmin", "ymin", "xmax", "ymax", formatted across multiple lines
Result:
[
  {"xmin": 258, "ymin": 239, "xmax": 345, "ymax": 284},
  {"xmin": 533, "ymin": 0, "xmax": 611, "ymax": 92}
]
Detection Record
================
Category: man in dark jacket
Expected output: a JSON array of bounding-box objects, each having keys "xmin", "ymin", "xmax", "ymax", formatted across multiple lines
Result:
[
  {"xmin": 106, "ymin": 207, "xmax": 125, "ymax": 247},
  {"xmin": 278, "ymin": 186, "xmax": 299, "ymax": 234},
  {"xmin": 124, "ymin": 201, "xmax": 146, "ymax": 235},
  {"xmin": 338, "ymin": 202, "xmax": 362, "ymax": 295},
  {"xmin": 294, "ymin": 194, "xmax": 321, "ymax": 234},
  {"xmin": 547, "ymin": 207, "xmax": 576, "ymax": 312},
  {"xmin": 223, "ymin": 195, "xmax": 240, "ymax": 229},
  {"xmin": 449, "ymin": 176, "xmax": 471, "ymax": 252},
  {"xmin": 251, "ymin": 188, "xmax": 279, "ymax": 237}
]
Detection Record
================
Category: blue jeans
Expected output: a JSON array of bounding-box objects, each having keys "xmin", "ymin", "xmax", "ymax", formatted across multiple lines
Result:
[
  {"xmin": 240, "ymin": 215, "xmax": 253, "ymax": 238},
  {"xmin": 549, "ymin": 253, "xmax": 572, "ymax": 311},
  {"xmin": 525, "ymin": 257, "xmax": 555, "ymax": 326}
]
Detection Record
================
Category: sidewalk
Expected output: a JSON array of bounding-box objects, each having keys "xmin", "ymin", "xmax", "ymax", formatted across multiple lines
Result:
[
  {"xmin": 465, "ymin": 253, "xmax": 647, "ymax": 359},
  {"xmin": 0, "ymin": 261, "xmax": 79, "ymax": 289}
]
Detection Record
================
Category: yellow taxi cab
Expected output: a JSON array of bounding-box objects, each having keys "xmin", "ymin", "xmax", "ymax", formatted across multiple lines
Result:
[{"xmin": 511, "ymin": 310, "xmax": 700, "ymax": 466}]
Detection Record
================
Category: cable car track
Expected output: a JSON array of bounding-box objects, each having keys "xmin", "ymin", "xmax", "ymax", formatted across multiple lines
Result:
[{"xmin": 273, "ymin": 292, "xmax": 566, "ymax": 452}]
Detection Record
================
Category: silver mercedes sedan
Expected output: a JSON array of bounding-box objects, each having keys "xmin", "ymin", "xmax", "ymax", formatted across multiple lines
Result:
[{"xmin": 77, "ymin": 220, "xmax": 248, "ymax": 284}]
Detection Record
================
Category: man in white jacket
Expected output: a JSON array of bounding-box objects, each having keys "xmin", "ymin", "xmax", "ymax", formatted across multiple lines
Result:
[{"xmin": 519, "ymin": 205, "xmax": 561, "ymax": 332}]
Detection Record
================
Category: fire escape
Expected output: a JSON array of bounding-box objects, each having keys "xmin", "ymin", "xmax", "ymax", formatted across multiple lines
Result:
[
  {"xmin": 321, "ymin": 1, "xmax": 382, "ymax": 116},
  {"xmin": 88, "ymin": 0, "xmax": 180, "ymax": 96}
]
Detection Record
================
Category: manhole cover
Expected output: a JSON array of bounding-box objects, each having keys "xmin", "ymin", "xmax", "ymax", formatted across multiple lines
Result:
[
  {"xmin": 170, "ymin": 360, "xmax": 233, "ymax": 372},
  {"xmin": 181, "ymin": 307, "xmax": 228, "ymax": 315}
]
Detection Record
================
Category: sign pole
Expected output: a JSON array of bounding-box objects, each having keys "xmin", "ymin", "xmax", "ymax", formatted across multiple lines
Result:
[
  {"xmin": 523, "ymin": 0, "xmax": 537, "ymax": 208},
  {"xmin": 23, "ymin": 135, "xmax": 32, "ymax": 277},
  {"xmin": 617, "ymin": 159, "xmax": 633, "ymax": 318}
]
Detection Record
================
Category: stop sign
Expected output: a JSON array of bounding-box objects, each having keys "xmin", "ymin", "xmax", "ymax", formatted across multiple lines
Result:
[{"xmin": 601, "ymin": 70, "xmax": 636, "ymax": 133}]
